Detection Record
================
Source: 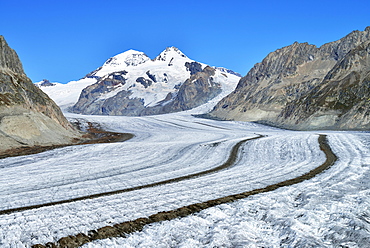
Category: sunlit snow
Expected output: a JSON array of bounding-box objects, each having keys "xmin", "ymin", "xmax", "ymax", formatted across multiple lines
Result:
[
  {"xmin": 82, "ymin": 132, "xmax": 370, "ymax": 248},
  {"xmin": 36, "ymin": 78, "xmax": 97, "ymax": 110},
  {"xmin": 0, "ymin": 103, "xmax": 369, "ymax": 247}
]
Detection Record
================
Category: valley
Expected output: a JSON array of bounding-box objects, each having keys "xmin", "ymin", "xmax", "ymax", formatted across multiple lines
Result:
[{"xmin": 1, "ymin": 26, "xmax": 370, "ymax": 248}]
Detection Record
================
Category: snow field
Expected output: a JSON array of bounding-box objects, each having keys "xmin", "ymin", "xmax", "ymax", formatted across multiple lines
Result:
[
  {"xmin": 83, "ymin": 133, "xmax": 370, "ymax": 248},
  {"xmin": 0, "ymin": 114, "xmax": 329, "ymax": 247},
  {"xmin": 38, "ymin": 78, "xmax": 97, "ymax": 110},
  {"xmin": 0, "ymin": 116, "xmax": 253, "ymax": 210}
]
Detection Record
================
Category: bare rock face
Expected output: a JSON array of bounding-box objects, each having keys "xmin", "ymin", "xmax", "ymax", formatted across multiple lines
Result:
[
  {"xmin": 0, "ymin": 36, "xmax": 79, "ymax": 153},
  {"xmin": 141, "ymin": 66, "xmax": 221, "ymax": 115},
  {"xmin": 209, "ymin": 27, "xmax": 370, "ymax": 130},
  {"xmin": 161, "ymin": 66, "xmax": 221, "ymax": 112},
  {"xmin": 279, "ymin": 40, "xmax": 370, "ymax": 130}
]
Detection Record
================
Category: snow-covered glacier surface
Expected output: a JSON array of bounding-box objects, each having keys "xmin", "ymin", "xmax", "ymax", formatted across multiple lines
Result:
[{"xmin": 0, "ymin": 110, "xmax": 369, "ymax": 247}]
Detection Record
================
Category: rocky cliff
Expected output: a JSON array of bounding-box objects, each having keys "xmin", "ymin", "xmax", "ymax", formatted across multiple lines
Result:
[
  {"xmin": 208, "ymin": 27, "xmax": 370, "ymax": 130},
  {"xmin": 278, "ymin": 40, "xmax": 370, "ymax": 130},
  {"xmin": 0, "ymin": 36, "xmax": 79, "ymax": 153}
]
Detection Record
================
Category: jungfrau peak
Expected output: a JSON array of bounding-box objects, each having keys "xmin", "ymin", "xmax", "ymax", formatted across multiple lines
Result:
[{"xmin": 105, "ymin": 49, "xmax": 150, "ymax": 67}]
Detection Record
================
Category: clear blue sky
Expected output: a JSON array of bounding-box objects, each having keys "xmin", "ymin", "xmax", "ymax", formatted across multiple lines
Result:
[{"xmin": 1, "ymin": 0, "xmax": 369, "ymax": 83}]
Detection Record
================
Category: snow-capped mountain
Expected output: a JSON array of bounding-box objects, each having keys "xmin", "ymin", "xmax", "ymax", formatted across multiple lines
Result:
[
  {"xmin": 36, "ymin": 78, "xmax": 97, "ymax": 109},
  {"xmin": 88, "ymin": 50, "xmax": 151, "ymax": 78},
  {"xmin": 38, "ymin": 47, "xmax": 241, "ymax": 115}
]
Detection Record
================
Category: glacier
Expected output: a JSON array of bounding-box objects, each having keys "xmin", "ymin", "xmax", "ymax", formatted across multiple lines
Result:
[
  {"xmin": 0, "ymin": 106, "xmax": 369, "ymax": 247},
  {"xmin": 84, "ymin": 133, "xmax": 370, "ymax": 248},
  {"xmin": 5, "ymin": 61, "xmax": 370, "ymax": 247}
]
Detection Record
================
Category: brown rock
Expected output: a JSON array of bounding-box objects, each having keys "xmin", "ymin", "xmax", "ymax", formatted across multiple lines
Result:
[
  {"xmin": 0, "ymin": 36, "xmax": 80, "ymax": 152},
  {"xmin": 209, "ymin": 27, "xmax": 370, "ymax": 130}
]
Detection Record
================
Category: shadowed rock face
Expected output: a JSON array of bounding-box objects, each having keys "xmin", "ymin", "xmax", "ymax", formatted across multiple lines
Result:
[
  {"xmin": 209, "ymin": 27, "xmax": 370, "ymax": 130},
  {"xmin": 185, "ymin": 61, "xmax": 203, "ymax": 75},
  {"xmin": 0, "ymin": 36, "xmax": 79, "ymax": 152},
  {"xmin": 160, "ymin": 66, "xmax": 221, "ymax": 112},
  {"xmin": 37, "ymin": 79, "xmax": 55, "ymax": 87}
]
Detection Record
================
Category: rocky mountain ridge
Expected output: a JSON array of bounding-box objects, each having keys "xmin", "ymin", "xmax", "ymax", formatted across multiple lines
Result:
[
  {"xmin": 0, "ymin": 36, "xmax": 80, "ymax": 153},
  {"xmin": 278, "ymin": 40, "xmax": 370, "ymax": 130},
  {"xmin": 208, "ymin": 27, "xmax": 370, "ymax": 130}
]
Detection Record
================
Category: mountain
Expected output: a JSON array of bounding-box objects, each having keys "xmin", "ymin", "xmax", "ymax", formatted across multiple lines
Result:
[
  {"xmin": 71, "ymin": 47, "xmax": 241, "ymax": 116},
  {"xmin": 35, "ymin": 79, "xmax": 56, "ymax": 87},
  {"xmin": 278, "ymin": 39, "xmax": 370, "ymax": 130},
  {"xmin": 208, "ymin": 27, "xmax": 370, "ymax": 130},
  {"xmin": 38, "ymin": 47, "xmax": 241, "ymax": 116},
  {"xmin": 0, "ymin": 36, "xmax": 79, "ymax": 153},
  {"xmin": 36, "ymin": 78, "xmax": 96, "ymax": 109}
]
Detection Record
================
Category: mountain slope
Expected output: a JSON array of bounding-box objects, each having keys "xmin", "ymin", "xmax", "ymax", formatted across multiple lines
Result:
[
  {"xmin": 0, "ymin": 36, "xmax": 79, "ymax": 153},
  {"xmin": 208, "ymin": 27, "xmax": 370, "ymax": 130},
  {"xmin": 36, "ymin": 78, "xmax": 97, "ymax": 109},
  {"xmin": 39, "ymin": 47, "xmax": 240, "ymax": 116},
  {"xmin": 278, "ymin": 40, "xmax": 370, "ymax": 130}
]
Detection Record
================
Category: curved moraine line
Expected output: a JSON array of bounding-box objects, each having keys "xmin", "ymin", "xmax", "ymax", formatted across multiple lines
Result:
[
  {"xmin": 32, "ymin": 134, "xmax": 337, "ymax": 248},
  {"xmin": 0, "ymin": 135, "xmax": 264, "ymax": 216}
]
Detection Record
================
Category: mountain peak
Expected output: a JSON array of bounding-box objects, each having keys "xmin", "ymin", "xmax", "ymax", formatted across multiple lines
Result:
[
  {"xmin": 0, "ymin": 35, "xmax": 24, "ymax": 75},
  {"xmin": 103, "ymin": 49, "xmax": 150, "ymax": 67},
  {"xmin": 154, "ymin": 46, "xmax": 188, "ymax": 62},
  {"xmin": 164, "ymin": 46, "xmax": 182, "ymax": 52},
  {"xmin": 36, "ymin": 79, "xmax": 56, "ymax": 87},
  {"xmin": 90, "ymin": 49, "xmax": 151, "ymax": 77}
]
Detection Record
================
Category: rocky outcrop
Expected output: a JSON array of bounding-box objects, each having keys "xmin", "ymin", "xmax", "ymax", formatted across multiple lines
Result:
[
  {"xmin": 185, "ymin": 61, "xmax": 203, "ymax": 75},
  {"xmin": 36, "ymin": 79, "xmax": 55, "ymax": 87},
  {"xmin": 208, "ymin": 27, "xmax": 370, "ymax": 130},
  {"xmin": 0, "ymin": 36, "xmax": 79, "ymax": 153},
  {"xmin": 72, "ymin": 70, "xmax": 130, "ymax": 115},
  {"xmin": 162, "ymin": 66, "xmax": 221, "ymax": 111}
]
